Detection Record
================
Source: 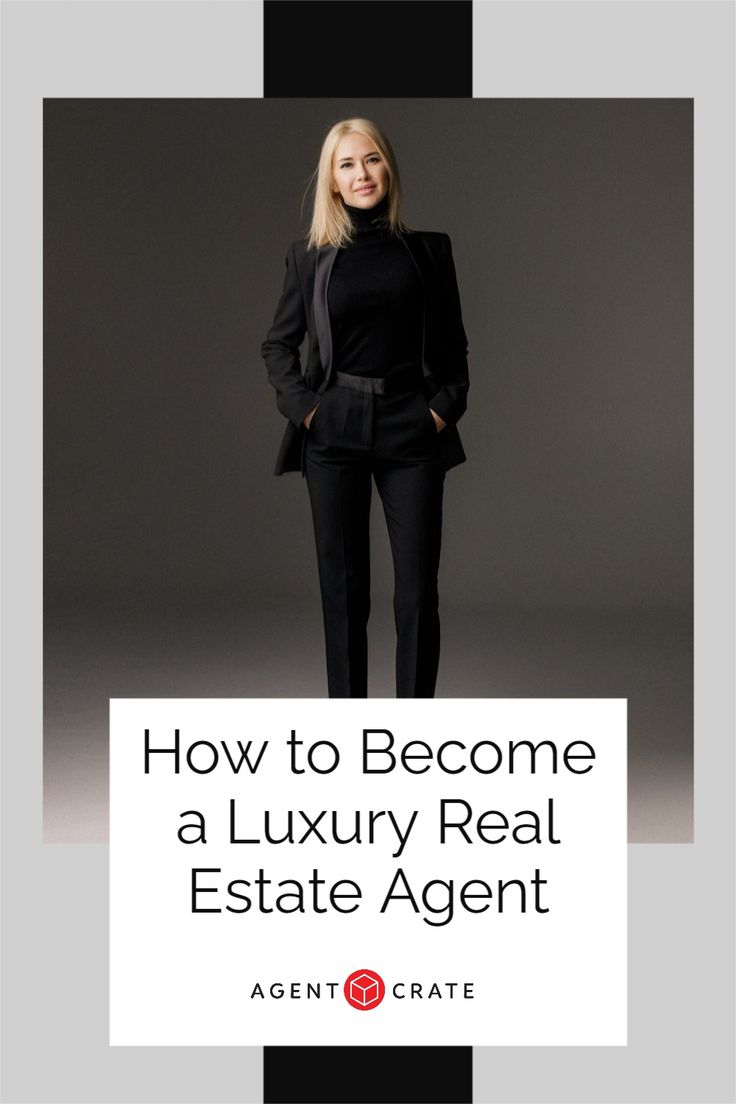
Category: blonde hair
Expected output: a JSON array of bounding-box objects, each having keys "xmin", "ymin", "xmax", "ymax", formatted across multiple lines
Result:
[{"xmin": 305, "ymin": 118, "xmax": 411, "ymax": 250}]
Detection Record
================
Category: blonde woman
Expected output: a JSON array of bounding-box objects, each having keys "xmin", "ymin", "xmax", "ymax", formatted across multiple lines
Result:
[{"xmin": 262, "ymin": 118, "xmax": 469, "ymax": 697}]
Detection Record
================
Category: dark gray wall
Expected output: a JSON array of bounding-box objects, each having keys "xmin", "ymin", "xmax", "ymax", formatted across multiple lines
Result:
[{"xmin": 44, "ymin": 98, "xmax": 692, "ymax": 612}]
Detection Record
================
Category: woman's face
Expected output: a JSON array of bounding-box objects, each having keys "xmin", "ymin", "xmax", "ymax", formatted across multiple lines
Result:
[{"xmin": 332, "ymin": 132, "xmax": 390, "ymax": 209}]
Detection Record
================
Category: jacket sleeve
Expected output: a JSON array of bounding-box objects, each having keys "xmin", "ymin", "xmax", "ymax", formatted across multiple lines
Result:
[
  {"xmin": 261, "ymin": 241, "xmax": 322, "ymax": 429},
  {"xmin": 427, "ymin": 233, "xmax": 470, "ymax": 427}
]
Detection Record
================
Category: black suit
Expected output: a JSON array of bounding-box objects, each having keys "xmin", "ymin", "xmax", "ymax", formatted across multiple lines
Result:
[
  {"xmin": 262, "ymin": 229, "xmax": 469, "ymax": 697},
  {"xmin": 262, "ymin": 230, "xmax": 469, "ymax": 475}
]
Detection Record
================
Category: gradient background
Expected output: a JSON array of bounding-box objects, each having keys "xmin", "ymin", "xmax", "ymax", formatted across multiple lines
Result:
[{"xmin": 44, "ymin": 96, "xmax": 692, "ymax": 843}]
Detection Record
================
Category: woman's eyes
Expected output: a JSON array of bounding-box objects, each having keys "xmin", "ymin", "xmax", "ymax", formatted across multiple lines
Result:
[{"xmin": 339, "ymin": 157, "xmax": 380, "ymax": 168}]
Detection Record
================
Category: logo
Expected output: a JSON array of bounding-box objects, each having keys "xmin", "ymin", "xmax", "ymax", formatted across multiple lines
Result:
[{"xmin": 343, "ymin": 969, "xmax": 386, "ymax": 1011}]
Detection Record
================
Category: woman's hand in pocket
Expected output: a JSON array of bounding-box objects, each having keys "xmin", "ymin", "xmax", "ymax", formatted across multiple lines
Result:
[
  {"xmin": 429, "ymin": 408, "xmax": 446, "ymax": 433},
  {"xmin": 304, "ymin": 404, "xmax": 320, "ymax": 430}
]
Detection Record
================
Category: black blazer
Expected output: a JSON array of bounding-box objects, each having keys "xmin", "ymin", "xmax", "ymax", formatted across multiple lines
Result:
[{"xmin": 261, "ymin": 229, "xmax": 470, "ymax": 475}]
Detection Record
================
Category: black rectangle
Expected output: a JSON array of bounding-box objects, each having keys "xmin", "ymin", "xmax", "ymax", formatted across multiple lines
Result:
[
  {"xmin": 264, "ymin": 1045, "xmax": 473, "ymax": 1103},
  {"xmin": 263, "ymin": 1, "xmax": 472, "ymax": 98}
]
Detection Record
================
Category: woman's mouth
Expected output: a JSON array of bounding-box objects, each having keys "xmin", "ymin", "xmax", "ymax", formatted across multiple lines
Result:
[{"xmin": 355, "ymin": 185, "xmax": 375, "ymax": 194}]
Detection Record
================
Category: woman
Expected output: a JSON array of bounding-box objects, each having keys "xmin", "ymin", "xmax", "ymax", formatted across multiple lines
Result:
[{"xmin": 262, "ymin": 117, "xmax": 469, "ymax": 698}]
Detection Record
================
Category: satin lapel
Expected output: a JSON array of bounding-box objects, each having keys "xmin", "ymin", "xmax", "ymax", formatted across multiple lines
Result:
[
  {"xmin": 398, "ymin": 233, "xmax": 430, "ymax": 377},
  {"xmin": 313, "ymin": 245, "xmax": 338, "ymax": 389}
]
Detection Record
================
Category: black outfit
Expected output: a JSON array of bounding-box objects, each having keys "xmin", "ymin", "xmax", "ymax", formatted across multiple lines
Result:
[
  {"xmin": 326, "ymin": 195, "xmax": 424, "ymax": 377},
  {"xmin": 262, "ymin": 197, "xmax": 469, "ymax": 697}
]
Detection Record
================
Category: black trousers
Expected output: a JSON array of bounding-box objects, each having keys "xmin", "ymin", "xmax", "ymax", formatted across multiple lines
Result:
[{"xmin": 305, "ymin": 378, "xmax": 446, "ymax": 698}]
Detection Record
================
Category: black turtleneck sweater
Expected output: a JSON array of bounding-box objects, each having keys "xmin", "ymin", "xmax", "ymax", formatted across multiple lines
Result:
[{"xmin": 327, "ymin": 194, "xmax": 424, "ymax": 379}]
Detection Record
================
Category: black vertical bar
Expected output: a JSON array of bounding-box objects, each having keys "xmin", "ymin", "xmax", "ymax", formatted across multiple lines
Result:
[
  {"xmin": 263, "ymin": 2, "xmax": 473, "ymax": 1099},
  {"xmin": 264, "ymin": 1045, "xmax": 472, "ymax": 1104},
  {"xmin": 263, "ymin": 1, "xmax": 472, "ymax": 98}
]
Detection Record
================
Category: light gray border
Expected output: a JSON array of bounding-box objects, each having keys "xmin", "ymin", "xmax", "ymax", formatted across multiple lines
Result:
[{"xmin": 2, "ymin": 2, "xmax": 733, "ymax": 1102}]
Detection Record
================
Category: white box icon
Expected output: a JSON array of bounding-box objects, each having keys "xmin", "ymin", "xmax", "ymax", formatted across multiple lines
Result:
[{"xmin": 349, "ymin": 974, "xmax": 379, "ymax": 1007}]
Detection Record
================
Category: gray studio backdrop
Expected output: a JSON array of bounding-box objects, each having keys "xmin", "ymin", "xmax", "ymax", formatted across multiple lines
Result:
[{"xmin": 43, "ymin": 97, "xmax": 692, "ymax": 842}]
